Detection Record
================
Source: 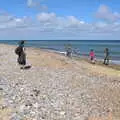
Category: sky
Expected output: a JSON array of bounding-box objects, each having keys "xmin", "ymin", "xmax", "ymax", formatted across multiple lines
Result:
[{"xmin": 0, "ymin": 0, "xmax": 120, "ymax": 40}]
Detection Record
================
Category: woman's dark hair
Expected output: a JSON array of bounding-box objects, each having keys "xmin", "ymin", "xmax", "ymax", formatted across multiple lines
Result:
[
  {"xmin": 20, "ymin": 40, "xmax": 24, "ymax": 45},
  {"xmin": 19, "ymin": 40, "xmax": 25, "ymax": 45},
  {"xmin": 106, "ymin": 48, "xmax": 109, "ymax": 51}
]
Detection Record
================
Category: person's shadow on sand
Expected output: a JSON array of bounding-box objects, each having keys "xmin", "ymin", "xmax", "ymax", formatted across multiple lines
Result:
[{"xmin": 20, "ymin": 65, "xmax": 32, "ymax": 70}]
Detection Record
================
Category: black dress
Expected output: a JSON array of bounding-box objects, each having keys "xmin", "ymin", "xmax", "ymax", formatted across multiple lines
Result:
[{"xmin": 17, "ymin": 46, "xmax": 26, "ymax": 65}]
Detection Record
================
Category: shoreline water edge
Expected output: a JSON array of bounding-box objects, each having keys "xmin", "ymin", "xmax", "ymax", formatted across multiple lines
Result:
[
  {"xmin": 0, "ymin": 40, "xmax": 120, "ymax": 65},
  {"xmin": 0, "ymin": 42, "xmax": 120, "ymax": 66}
]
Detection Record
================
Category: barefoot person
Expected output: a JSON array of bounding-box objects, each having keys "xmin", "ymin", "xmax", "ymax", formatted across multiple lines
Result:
[
  {"xmin": 15, "ymin": 40, "xmax": 26, "ymax": 68},
  {"xmin": 103, "ymin": 48, "xmax": 110, "ymax": 65}
]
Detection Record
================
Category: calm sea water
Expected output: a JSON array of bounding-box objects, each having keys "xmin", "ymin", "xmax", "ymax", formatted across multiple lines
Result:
[{"xmin": 0, "ymin": 40, "xmax": 120, "ymax": 62}]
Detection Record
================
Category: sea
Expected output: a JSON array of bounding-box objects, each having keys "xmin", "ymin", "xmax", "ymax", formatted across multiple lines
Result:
[{"xmin": 0, "ymin": 40, "xmax": 120, "ymax": 64}]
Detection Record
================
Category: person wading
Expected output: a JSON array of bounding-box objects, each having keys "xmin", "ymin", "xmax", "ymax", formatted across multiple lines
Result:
[
  {"xmin": 103, "ymin": 48, "xmax": 110, "ymax": 65},
  {"xmin": 65, "ymin": 44, "xmax": 72, "ymax": 58},
  {"xmin": 89, "ymin": 49, "xmax": 96, "ymax": 64}
]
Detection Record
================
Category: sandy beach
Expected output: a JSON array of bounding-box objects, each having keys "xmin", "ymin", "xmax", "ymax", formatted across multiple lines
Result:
[{"xmin": 0, "ymin": 44, "xmax": 120, "ymax": 120}]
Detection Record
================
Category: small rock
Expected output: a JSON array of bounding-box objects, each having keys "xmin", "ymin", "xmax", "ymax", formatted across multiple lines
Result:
[
  {"xmin": 33, "ymin": 103, "xmax": 39, "ymax": 108},
  {"xmin": 0, "ymin": 105, "xmax": 7, "ymax": 110},
  {"xmin": 33, "ymin": 89, "xmax": 40, "ymax": 97},
  {"xmin": 19, "ymin": 105, "xmax": 25, "ymax": 112},
  {"xmin": 25, "ymin": 103, "xmax": 33, "ymax": 107},
  {"xmin": 20, "ymin": 88, "xmax": 24, "ymax": 91},
  {"xmin": 60, "ymin": 111, "xmax": 65, "ymax": 115},
  {"xmin": 0, "ymin": 88, "xmax": 3, "ymax": 90},
  {"xmin": 41, "ymin": 116, "xmax": 45, "ymax": 119}
]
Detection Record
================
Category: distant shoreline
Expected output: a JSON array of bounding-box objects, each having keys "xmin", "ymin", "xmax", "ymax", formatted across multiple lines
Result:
[
  {"xmin": 0, "ymin": 40, "xmax": 119, "ymax": 61},
  {"xmin": 42, "ymin": 48, "xmax": 120, "ymax": 65},
  {"xmin": 28, "ymin": 46, "xmax": 120, "ymax": 70},
  {"xmin": 0, "ymin": 42, "xmax": 120, "ymax": 67}
]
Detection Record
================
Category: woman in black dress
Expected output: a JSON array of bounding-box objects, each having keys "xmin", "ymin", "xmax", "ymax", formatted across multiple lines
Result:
[{"xmin": 16, "ymin": 40, "xmax": 26, "ymax": 67}]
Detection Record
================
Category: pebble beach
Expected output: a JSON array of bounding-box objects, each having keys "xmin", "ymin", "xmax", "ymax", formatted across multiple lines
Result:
[{"xmin": 0, "ymin": 44, "xmax": 120, "ymax": 120}]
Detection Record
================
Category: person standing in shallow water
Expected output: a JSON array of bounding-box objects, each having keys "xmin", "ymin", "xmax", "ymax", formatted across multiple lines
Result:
[
  {"xmin": 65, "ymin": 44, "xmax": 72, "ymax": 58},
  {"xmin": 15, "ymin": 40, "xmax": 26, "ymax": 68},
  {"xmin": 89, "ymin": 49, "xmax": 96, "ymax": 64},
  {"xmin": 103, "ymin": 48, "xmax": 110, "ymax": 65}
]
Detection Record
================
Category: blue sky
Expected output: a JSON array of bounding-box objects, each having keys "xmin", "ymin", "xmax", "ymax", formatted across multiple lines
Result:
[{"xmin": 0, "ymin": 0, "xmax": 120, "ymax": 40}]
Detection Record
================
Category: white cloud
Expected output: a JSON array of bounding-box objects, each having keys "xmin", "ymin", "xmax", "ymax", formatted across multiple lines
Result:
[
  {"xmin": 37, "ymin": 12, "xmax": 56, "ymax": 23},
  {"xmin": 1, "ymin": 5, "xmax": 120, "ymax": 40},
  {"xmin": 27, "ymin": 0, "xmax": 33, "ymax": 7},
  {"xmin": 36, "ymin": 12, "xmax": 87, "ymax": 31},
  {"xmin": 0, "ymin": 12, "xmax": 32, "ymax": 29},
  {"xmin": 27, "ymin": 0, "xmax": 47, "ymax": 11},
  {"xmin": 96, "ymin": 5, "xmax": 120, "ymax": 23},
  {"xmin": 0, "ymin": 10, "xmax": 119, "ymax": 35},
  {"xmin": 0, "ymin": 11, "xmax": 14, "ymax": 23}
]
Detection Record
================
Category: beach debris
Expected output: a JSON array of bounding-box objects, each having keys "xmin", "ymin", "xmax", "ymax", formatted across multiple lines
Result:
[
  {"xmin": 25, "ymin": 102, "xmax": 33, "ymax": 107},
  {"xmin": 0, "ymin": 105, "xmax": 7, "ymax": 110},
  {"xmin": 33, "ymin": 89, "xmax": 40, "ymax": 97}
]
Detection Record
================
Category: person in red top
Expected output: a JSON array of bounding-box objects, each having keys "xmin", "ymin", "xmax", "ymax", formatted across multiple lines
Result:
[{"xmin": 89, "ymin": 49, "xmax": 96, "ymax": 64}]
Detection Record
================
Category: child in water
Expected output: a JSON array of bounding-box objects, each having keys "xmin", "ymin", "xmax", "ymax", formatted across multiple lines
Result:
[{"xmin": 89, "ymin": 49, "xmax": 96, "ymax": 64}]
